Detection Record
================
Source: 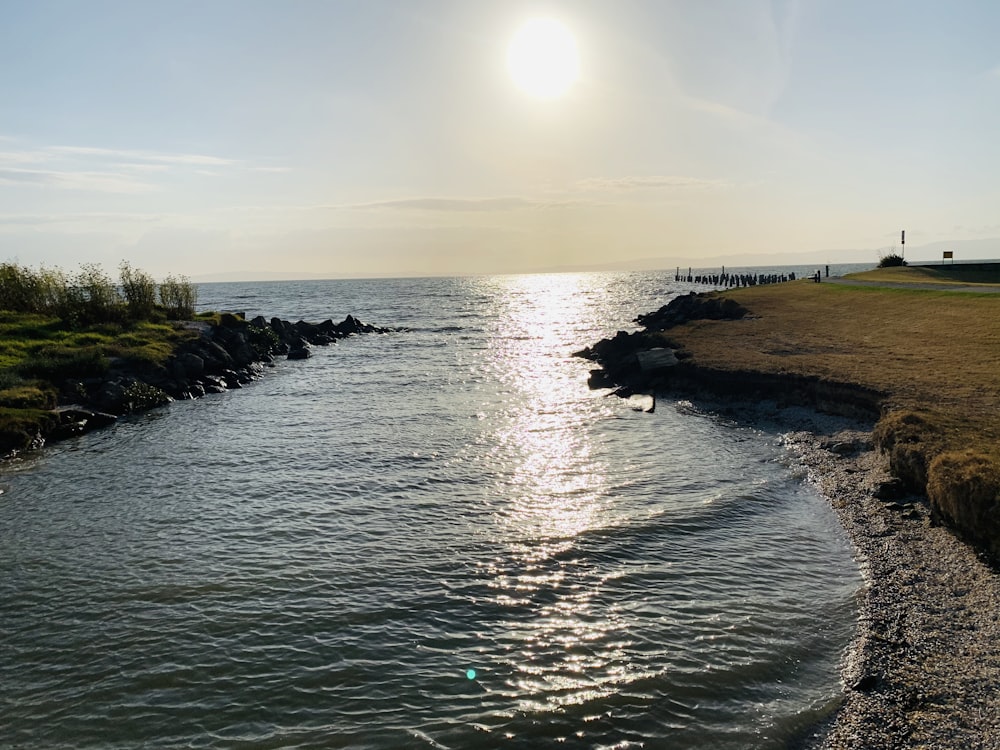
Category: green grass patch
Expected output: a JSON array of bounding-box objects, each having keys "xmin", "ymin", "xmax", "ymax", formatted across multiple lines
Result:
[
  {"xmin": 0, "ymin": 263, "xmax": 204, "ymax": 455},
  {"xmin": 0, "ymin": 316, "xmax": 199, "ymax": 380},
  {"xmin": 195, "ymin": 311, "xmax": 223, "ymax": 325},
  {"xmin": 846, "ymin": 264, "xmax": 1000, "ymax": 285},
  {"xmin": 0, "ymin": 312, "xmax": 204, "ymax": 454},
  {"xmin": 18, "ymin": 346, "xmax": 110, "ymax": 380},
  {"xmin": 0, "ymin": 384, "xmax": 57, "ymax": 409}
]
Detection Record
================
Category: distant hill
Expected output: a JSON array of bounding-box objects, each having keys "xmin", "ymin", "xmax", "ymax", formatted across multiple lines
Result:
[
  {"xmin": 538, "ymin": 237, "xmax": 1000, "ymax": 274},
  {"xmin": 189, "ymin": 237, "xmax": 1000, "ymax": 282}
]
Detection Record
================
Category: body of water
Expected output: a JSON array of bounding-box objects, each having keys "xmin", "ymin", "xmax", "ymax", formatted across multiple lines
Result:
[{"xmin": 0, "ymin": 270, "xmax": 862, "ymax": 748}]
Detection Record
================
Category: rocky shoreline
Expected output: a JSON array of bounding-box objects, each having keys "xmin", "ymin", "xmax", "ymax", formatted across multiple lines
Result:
[
  {"xmin": 577, "ymin": 293, "xmax": 885, "ymax": 422},
  {"xmin": 578, "ymin": 292, "xmax": 1000, "ymax": 747},
  {"xmin": 576, "ymin": 291, "xmax": 999, "ymax": 558},
  {"xmin": 2, "ymin": 312, "xmax": 392, "ymax": 458}
]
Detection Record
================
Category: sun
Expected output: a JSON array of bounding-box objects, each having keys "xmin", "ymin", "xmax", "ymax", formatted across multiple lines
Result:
[{"xmin": 506, "ymin": 18, "xmax": 580, "ymax": 99}]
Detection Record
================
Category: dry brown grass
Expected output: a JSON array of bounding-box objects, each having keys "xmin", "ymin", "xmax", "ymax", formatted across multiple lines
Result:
[
  {"xmin": 665, "ymin": 276, "xmax": 1000, "ymax": 554},
  {"xmin": 668, "ymin": 280, "xmax": 1000, "ymax": 447}
]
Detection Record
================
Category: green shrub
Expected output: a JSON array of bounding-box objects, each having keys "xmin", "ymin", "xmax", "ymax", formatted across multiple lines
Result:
[
  {"xmin": 0, "ymin": 261, "xmax": 194, "ymax": 324},
  {"xmin": 247, "ymin": 324, "xmax": 280, "ymax": 356},
  {"xmin": 0, "ymin": 263, "xmax": 39, "ymax": 312},
  {"xmin": 121, "ymin": 381, "xmax": 171, "ymax": 412},
  {"xmin": 73, "ymin": 263, "xmax": 123, "ymax": 324},
  {"xmin": 119, "ymin": 261, "xmax": 157, "ymax": 320},
  {"xmin": 159, "ymin": 275, "xmax": 198, "ymax": 319},
  {"xmin": 878, "ymin": 252, "xmax": 907, "ymax": 268},
  {"xmin": 35, "ymin": 267, "xmax": 69, "ymax": 313}
]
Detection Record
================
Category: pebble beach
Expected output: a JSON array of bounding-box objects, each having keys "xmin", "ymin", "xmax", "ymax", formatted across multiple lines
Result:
[{"xmin": 779, "ymin": 418, "xmax": 1000, "ymax": 748}]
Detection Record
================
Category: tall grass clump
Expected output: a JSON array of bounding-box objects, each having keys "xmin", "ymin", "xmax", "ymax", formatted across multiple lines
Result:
[
  {"xmin": 159, "ymin": 274, "xmax": 197, "ymax": 319},
  {"xmin": 119, "ymin": 261, "xmax": 157, "ymax": 320},
  {"xmin": 0, "ymin": 261, "xmax": 197, "ymax": 322},
  {"xmin": 0, "ymin": 263, "xmax": 68, "ymax": 314},
  {"xmin": 66, "ymin": 263, "xmax": 122, "ymax": 324},
  {"xmin": 0, "ymin": 263, "xmax": 39, "ymax": 312}
]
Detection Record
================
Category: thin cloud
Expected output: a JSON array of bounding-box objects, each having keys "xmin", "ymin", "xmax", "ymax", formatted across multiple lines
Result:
[
  {"xmin": 0, "ymin": 167, "xmax": 156, "ymax": 193},
  {"xmin": 575, "ymin": 175, "xmax": 732, "ymax": 191},
  {"xmin": 113, "ymin": 162, "xmax": 172, "ymax": 173},
  {"xmin": 0, "ymin": 142, "xmax": 287, "ymax": 187},
  {"xmin": 47, "ymin": 145, "xmax": 237, "ymax": 167},
  {"xmin": 0, "ymin": 211, "xmax": 166, "ymax": 226},
  {"xmin": 0, "ymin": 150, "xmax": 49, "ymax": 165},
  {"xmin": 334, "ymin": 197, "xmax": 588, "ymax": 212},
  {"xmin": 0, "ymin": 141, "xmax": 286, "ymax": 194}
]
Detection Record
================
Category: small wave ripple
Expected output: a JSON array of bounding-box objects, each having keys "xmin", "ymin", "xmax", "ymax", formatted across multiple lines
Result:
[{"xmin": 0, "ymin": 273, "xmax": 860, "ymax": 748}]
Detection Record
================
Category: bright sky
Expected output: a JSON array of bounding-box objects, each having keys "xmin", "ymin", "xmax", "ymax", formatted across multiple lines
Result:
[{"xmin": 2, "ymin": 0, "xmax": 999, "ymax": 279}]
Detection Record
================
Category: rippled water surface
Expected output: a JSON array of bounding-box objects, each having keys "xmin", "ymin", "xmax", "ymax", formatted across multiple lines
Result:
[{"xmin": 0, "ymin": 272, "xmax": 861, "ymax": 749}]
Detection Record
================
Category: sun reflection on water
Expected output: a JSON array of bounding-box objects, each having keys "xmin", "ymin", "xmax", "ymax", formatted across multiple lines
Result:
[
  {"xmin": 487, "ymin": 273, "xmax": 611, "ymax": 543},
  {"xmin": 478, "ymin": 274, "xmax": 652, "ymax": 714}
]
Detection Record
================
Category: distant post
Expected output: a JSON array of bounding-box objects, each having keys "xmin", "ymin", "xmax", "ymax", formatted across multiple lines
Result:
[{"xmin": 901, "ymin": 229, "xmax": 905, "ymax": 260}]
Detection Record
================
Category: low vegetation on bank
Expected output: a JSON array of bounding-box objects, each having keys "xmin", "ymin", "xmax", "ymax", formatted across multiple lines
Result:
[
  {"xmin": 850, "ymin": 263, "xmax": 1000, "ymax": 286},
  {"xmin": 1, "ymin": 261, "xmax": 197, "ymax": 323},
  {"xmin": 1, "ymin": 262, "xmax": 392, "ymax": 458},
  {"xmin": 0, "ymin": 262, "xmax": 202, "ymax": 453},
  {"xmin": 581, "ymin": 267, "xmax": 1000, "ymax": 560}
]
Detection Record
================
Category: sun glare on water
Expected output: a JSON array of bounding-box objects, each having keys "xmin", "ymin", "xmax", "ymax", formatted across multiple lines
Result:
[{"xmin": 507, "ymin": 18, "xmax": 580, "ymax": 99}]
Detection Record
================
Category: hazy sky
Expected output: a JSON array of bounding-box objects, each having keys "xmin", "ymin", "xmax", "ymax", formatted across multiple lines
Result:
[{"xmin": 2, "ymin": 0, "xmax": 999, "ymax": 279}]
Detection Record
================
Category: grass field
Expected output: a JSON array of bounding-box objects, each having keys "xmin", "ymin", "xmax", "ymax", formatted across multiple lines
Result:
[
  {"xmin": 846, "ymin": 264, "xmax": 1000, "ymax": 285},
  {"xmin": 0, "ymin": 313, "xmax": 197, "ymax": 373},
  {"xmin": 664, "ymin": 272, "xmax": 1000, "ymax": 555},
  {"xmin": 0, "ymin": 313, "xmax": 207, "ymax": 447},
  {"xmin": 669, "ymin": 279, "xmax": 999, "ymax": 437}
]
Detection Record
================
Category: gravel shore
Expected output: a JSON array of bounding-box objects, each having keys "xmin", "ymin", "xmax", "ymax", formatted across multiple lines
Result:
[
  {"xmin": 699, "ymin": 401, "xmax": 1000, "ymax": 748},
  {"xmin": 778, "ymin": 420, "xmax": 1000, "ymax": 748}
]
